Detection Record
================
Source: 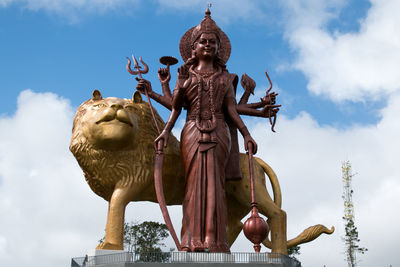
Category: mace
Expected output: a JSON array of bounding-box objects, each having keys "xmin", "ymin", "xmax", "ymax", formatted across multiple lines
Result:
[{"xmin": 243, "ymin": 142, "xmax": 270, "ymax": 252}]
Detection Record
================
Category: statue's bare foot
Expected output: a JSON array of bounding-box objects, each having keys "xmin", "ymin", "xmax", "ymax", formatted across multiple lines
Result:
[{"xmin": 96, "ymin": 242, "xmax": 123, "ymax": 250}]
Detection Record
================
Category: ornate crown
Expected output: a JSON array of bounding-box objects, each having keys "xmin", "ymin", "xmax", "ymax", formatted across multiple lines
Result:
[
  {"xmin": 179, "ymin": 8, "xmax": 231, "ymax": 64},
  {"xmin": 191, "ymin": 8, "xmax": 222, "ymax": 45}
]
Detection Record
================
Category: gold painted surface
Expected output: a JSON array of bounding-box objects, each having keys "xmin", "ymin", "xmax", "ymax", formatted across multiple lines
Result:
[{"xmin": 70, "ymin": 90, "xmax": 333, "ymax": 254}]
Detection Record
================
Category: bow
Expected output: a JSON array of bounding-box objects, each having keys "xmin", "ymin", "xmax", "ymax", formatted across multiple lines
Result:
[
  {"xmin": 264, "ymin": 70, "xmax": 279, "ymax": 132},
  {"xmin": 154, "ymin": 141, "xmax": 182, "ymax": 251}
]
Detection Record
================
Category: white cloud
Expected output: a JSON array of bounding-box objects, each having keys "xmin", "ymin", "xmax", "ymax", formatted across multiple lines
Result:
[
  {"xmin": 0, "ymin": 90, "xmax": 108, "ymax": 266},
  {"xmin": 1, "ymin": 89, "xmax": 398, "ymax": 266},
  {"xmin": 0, "ymin": 0, "xmax": 12, "ymax": 8},
  {"xmin": 283, "ymin": 0, "xmax": 400, "ymax": 102},
  {"xmin": 0, "ymin": 90, "xmax": 181, "ymax": 266},
  {"xmin": 155, "ymin": 0, "xmax": 267, "ymax": 25},
  {"xmin": 0, "ymin": 0, "xmax": 267, "ymax": 24},
  {"xmin": 0, "ymin": 0, "xmax": 139, "ymax": 22},
  {"xmin": 4, "ymin": 0, "xmax": 398, "ymax": 104},
  {"xmin": 247, "ymin": 93, "xmax": 400, "ymax": 266},
  {"xmin": 1, "ymin": 3, "xmax": 399, "ymax": 265}
]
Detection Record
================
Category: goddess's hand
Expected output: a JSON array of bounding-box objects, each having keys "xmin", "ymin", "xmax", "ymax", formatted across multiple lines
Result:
[
  {"xmin": 158, "ymin": 67, "xmax": 171, "ymax": 83},
  {"xmin": 136, "ymin": 78, "xmax": 152, "ymax": 94},
  {"xmin": 261, "ymin": 90, "xmax": 278, "ymax": 106},
  {"xmin": 154, "ymin": 130, "xmax": 170, "ymax": 151},
  {"xmin": 177, "ymin": 65, "xmax": 191, "ymax": 89},
  {"xmin": 241, "ymin": 73, "xmax": 256, "ymax": 95},
  {"xmin": 244, "ymin": 135, "xmax": 258, "ymax": 155}
]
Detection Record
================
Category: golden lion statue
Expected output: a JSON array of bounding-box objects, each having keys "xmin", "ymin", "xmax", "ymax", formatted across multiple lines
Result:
[{"xmin": 70, "ymin": 90, "xmax": 334, "ymax": 255}]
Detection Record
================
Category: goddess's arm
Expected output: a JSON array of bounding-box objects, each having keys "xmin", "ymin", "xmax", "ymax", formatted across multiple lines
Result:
[
  {"xmin": 150, "ymin": 91, "xmax": 173, "ymax": 110},
  {"xmin": 164, "ymin": 85, "xmax": 185, "ymax": 131},
  {"xmin": 157, "ymin": 67, "xmax": 173, "ymax": 108},
  {"xmin": 236, "ymin": 73, "xmax": 280, "ymax": 118},
  {"xmin": 236, "ymin": 102, "xmax": 280, "ymax": 118},
  {"xmin": 136, "ymin": 79, "xmax": 172, "ymax": 110},
  {"xmin": 224, "ymin": 87, "xmax": 258, "ymax": 154},
  {"xmin": 159, "ymin": 67, "xmax": 173, "ymax": 100},
  {"xmin": 238, "ymin": 73, "xmax": 255, "ymax": 105},
  {"xmin": 154, "ymin": 76, "xmax": 187, "ymax": 148}
]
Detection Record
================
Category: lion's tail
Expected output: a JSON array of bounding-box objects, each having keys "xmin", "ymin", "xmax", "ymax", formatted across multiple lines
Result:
[
  {"xmin": 254, "ymin": 157, "xmax": 282, "ymax": 209},
  {"xmin": 255, "ymin": 157, "xmax": 335, "ymax": 249},
  {"xmin": 287, "ymin": 224, "xmax": 335, "ymax": 248},
  {"xmin": 262, "ymin": 223, "xmax": 335, "ymax": 250}
]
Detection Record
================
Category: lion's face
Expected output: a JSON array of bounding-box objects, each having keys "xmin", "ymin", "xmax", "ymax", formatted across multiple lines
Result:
[
  {"xmin": 83, "ymin": 97, "xmax": 138, "ymax": 150},
  {"xmin": 71, "ymin": 90, "xmax": 141, "ymax": 151}
]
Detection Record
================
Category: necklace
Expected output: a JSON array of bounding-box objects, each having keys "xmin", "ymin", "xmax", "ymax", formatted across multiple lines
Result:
[
  {"xmin": 190, "ymin": 66, "xmax": 221, "ymax": 133},
  {"xmin": 194, "ymin": 68, "xmax": 217, "ymax": 78}
]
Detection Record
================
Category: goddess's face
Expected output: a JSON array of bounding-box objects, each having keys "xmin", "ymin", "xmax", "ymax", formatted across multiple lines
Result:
[{"xmin": 194, "ymin": 33, "xmax": 219, "ymax": 60}]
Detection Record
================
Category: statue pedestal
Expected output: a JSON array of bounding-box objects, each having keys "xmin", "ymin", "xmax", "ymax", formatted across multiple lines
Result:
[
  {"xmin": 72, "ymin": 252, "xmax": 301, "ymax": 267},
  {"xmin": 85, "ymin": 249, "xmax": 131, "ymax": 266},
  {"xmin": 171, "ymin": 252, "xmax": 235, "ymax": 263}
]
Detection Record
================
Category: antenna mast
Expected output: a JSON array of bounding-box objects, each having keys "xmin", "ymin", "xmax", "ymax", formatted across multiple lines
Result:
[
  {"xmin": 342, "ymin": 161, "xmax": 367, "ymax": 266},
  {"xmin": 342, "ymin": 161, "xmax": 355, "ymax": 224}
]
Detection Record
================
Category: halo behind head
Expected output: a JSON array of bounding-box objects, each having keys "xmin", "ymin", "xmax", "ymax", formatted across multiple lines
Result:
[{"xmin": 179, "ymin": 8, "xmax": 231, "ymax": 64}]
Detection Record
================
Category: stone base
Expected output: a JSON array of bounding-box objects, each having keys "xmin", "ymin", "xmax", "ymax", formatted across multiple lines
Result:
[
  {"xmin": 85, "ymin": 250, "xmax": 130, "ymax": 266},
  {"xmin": 93, "ymin": 263, "xmax": 291, "ymax": 267},
  {"xmin": 87, "ymin": 249, "xmax": 126, "ymax": 257},
  {"xmin": 171, "ymin": 252, "xmax": 235, "ymax": 263},
  {"xmin": 72, "ymin": 252, "xmax": 301, "ymax": 267}
]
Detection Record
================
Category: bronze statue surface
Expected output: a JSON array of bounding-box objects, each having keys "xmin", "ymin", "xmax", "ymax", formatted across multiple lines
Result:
[
  {"xmin": 70, "ymin": 5, "xmax": 334, "ymax": 256},
  {"xmin": 135, "ymin": 7, "xmax": 278, "ymax": 253},
  {"xmin": 70, "ymin": 90, "xmax": 333, "ymax": 254}
]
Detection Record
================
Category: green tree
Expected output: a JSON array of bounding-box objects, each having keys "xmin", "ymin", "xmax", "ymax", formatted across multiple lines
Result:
[
  {"xmin": 287, "ymin": 245, "xmax": 300, "ymax": 261},
  {"xmin": 126, "ymin": 221, "xmax": 169, "ymax": 253},
  {"xmin": 343, "ymin": 217, "xmax": 368, "ymax": 267},
  {"xmin": 99, "ymin": 220, "xmax": 171, "ymax": 261}
]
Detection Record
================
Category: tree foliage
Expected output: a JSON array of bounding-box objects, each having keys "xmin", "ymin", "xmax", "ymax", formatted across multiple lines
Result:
[
  {"xmin": 343, "ymin": 217, "xmax": 368, "ymax": 267},
  {"xmin": 287, "ymin": 245, "xmax": 301, "ymax": 261},
  {"xmin": 99, "ymin": 221, "xmax": 170, "ymax": 253},
  {"xmin": 124, "ymin": 221, "xmax": 169, "ymax": 253}
]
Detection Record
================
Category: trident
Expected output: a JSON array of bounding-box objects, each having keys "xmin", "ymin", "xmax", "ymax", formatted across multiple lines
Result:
[
  {"xmin": 126, "ymin": 54, "xmax": 182, "ymax": 250},
  {"xmin": 126, "ymin": 55, "xmax": 160, "ymax": 134},
  {"xmin": 126, "ymin": 54, "xmax": 148, "ymax": 79}
]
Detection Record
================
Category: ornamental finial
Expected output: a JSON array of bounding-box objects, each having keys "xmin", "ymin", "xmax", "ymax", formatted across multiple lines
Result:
[{"xmin": 205, "ymin": 3, "xmax": 212, "ymax": 17}]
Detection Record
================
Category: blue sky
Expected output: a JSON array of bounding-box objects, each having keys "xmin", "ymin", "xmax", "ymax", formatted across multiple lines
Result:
[
  {"xmin": 0, "ymin": 0, "xmax": 383, "ymax": 126},
  {"xmin": 1, "ymin": 1, "xmax": 399, "ymax": 267}
]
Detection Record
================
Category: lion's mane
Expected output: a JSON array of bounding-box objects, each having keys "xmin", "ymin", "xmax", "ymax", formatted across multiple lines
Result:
[{"xmin": 69, "ymin": 96, "xmax": 177, "ymax": 201}]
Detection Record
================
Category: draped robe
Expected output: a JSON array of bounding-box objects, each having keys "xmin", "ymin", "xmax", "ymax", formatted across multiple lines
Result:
[{"xmin": 178, "ymin": 68, "xmax": 239, "ymax": 252}]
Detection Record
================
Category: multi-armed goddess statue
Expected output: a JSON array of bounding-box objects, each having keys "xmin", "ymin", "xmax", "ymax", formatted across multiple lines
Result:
[
  {"xmin": 70, "ymin": 6, "xmax": 334, "ymax": 257},
  {"xmin": 134, "ymin": 8, "xmax": 280, "ymax": 253}
]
